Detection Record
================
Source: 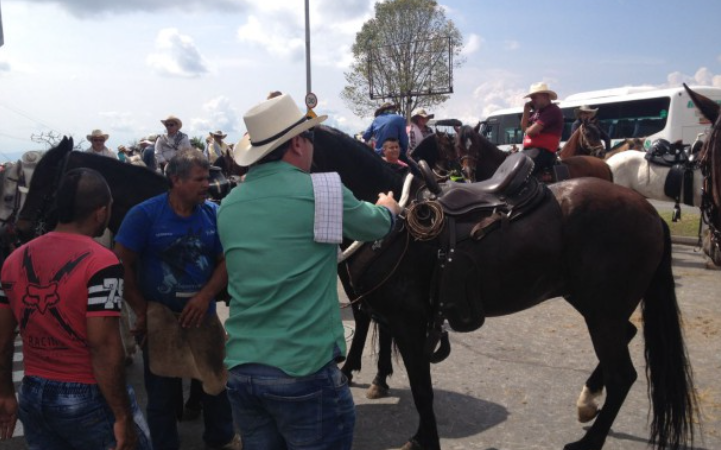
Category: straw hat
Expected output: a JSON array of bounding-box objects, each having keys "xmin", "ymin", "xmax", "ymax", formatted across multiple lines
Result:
[
  {"xmin": 374, "ymin": 102, "xmax": 398, "ymax": 117},
  {"xmin": 210, "ymin": 130, "xmax": 227, "ymax": 139},
  {"xmin": 86, "ymin": 129, "xmax": 109, "ymax": 141},
  {"xmin": 523, "ymin": 82, "xmax": 558, "ymax": 101},
  {"xmin": 574, "ymin": 105, "xmax": 599, "ymax": 118},
  {"xmin": 411, "ymin": 108, "xmax": 434, "ymax": 119},
  {"xmin": 160, "ymin": 115, "xmax": 183, "ymax": 129},
  {"xmin": 234, "ymin": 94, "xmax": 327, "ymax": 166}
]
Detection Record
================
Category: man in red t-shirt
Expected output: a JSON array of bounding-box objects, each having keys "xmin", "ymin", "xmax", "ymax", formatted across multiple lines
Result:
[
  {"xmin": 520, "ymin": 82, "xmax": 564, "ymax": 175},
  {"xmin": 0, "ymin": 168, "xmax": 151, "ymax": 449}
]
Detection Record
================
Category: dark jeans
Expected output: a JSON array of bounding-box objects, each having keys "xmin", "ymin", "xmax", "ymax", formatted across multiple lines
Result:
[
  {"xmin": 226, "ymin": 362, "xmax": 355, "ymax": 450},
  {"xmin": 141, "ymin": 347, "xmax": 235, "ymax": 450},
  {"xmin": 18, "ymin": 376, "xmax": 152, "ymax": 450},
  {"xmin": 522, "ymin": 147, "xmax": 557, "ymax": 175}
]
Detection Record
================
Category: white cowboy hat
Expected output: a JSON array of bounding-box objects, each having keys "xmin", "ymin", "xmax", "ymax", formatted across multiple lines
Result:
[
  {"xmin": 139, "ymin": 139, "xmax": 154, "ymax": 146},
  {"xmin": 160, "ymin": 115, "xmax": 183, "ymax": 129},
  {"xmin": 411, "ymin": 108, "xmax": 434, "ymax": 119},
  {"xmin": 374, "ymin": 102, "xmax": 398, "ymax": 117},
  {"xmin": 574, "ymin": 105, "xmax": 599, "ymax": 118},
  {"xmin": 524, "ymin": 82, "xmax": 558, "ymax": 101},
  {"xmin": 210, "ymin": 130, "xmax": 227, "ymax": 139},
  {"xmin": 234, "ymin": 94, "xmax": 327, "ymax": 166},
  {"xmin": 86, "ymin": 129, "xmax": 109, "ymax": 141}
]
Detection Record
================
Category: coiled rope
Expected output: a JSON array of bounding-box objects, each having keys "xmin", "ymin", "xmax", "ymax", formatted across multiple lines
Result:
[{"xmin": 406, "ymin": 200, "xmax": 445, "ymax": 241}]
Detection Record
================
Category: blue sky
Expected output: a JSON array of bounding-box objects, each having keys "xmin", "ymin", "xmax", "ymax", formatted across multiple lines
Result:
[{"xmin": 0, "ymin": 0, "xmax": 720, "ymax": 159}]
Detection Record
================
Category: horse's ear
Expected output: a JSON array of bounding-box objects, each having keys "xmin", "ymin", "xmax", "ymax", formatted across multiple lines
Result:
[
  {"xmin": 684, "ymin": 83, "xmax": 719, "ymax": 124},
  {"xmin": 473, "ymin": 121, "xmax": 481, "ymax": 133}
]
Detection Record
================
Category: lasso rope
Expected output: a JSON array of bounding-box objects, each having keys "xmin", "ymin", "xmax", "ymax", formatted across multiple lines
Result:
[{"xmin": 406, "ymin": 200, "xmax": 445, "ymax": 241}]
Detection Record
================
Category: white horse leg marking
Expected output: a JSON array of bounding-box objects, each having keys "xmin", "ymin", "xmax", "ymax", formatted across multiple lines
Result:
[{"xmin": 576, "ymin": 384, "xmax": 602, "ymax": 423}]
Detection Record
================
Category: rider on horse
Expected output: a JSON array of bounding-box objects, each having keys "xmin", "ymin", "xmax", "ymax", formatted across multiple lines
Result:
[{"xmin": 520, "ymin": 82, "xmax": 564, "ymax": 176}]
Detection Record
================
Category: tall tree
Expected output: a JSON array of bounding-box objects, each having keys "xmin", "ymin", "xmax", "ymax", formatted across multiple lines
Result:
[{"xmin": 341, "ymin": 0, "xmax": 464, "ymax": 120}]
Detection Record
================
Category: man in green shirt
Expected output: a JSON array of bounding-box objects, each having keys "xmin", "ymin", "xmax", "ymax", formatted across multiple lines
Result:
[{"xmin": 218, "ymin": 94, "xmax": 400, "ymax": 450}]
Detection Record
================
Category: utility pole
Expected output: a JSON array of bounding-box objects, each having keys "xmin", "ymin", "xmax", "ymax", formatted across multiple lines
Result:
[{"xmin": 304, "ymin": 0, "xmax": 311, "ymax": 95}]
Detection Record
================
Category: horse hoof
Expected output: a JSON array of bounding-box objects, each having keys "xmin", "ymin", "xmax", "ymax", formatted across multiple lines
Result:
[
  {"xmin": 399, "ymin": 440, "xmax": 423, "ymax": 450},
  {"xmin": 366, "ymin": 383, "xmax": 389, "ymax": 399},
  {"xmin": 563, "ymin": 437, "xmax": 604, "ymax": 450},
  {"xmin": 577, "ymin": 405, "xmax": 599, "ymax": 423}
]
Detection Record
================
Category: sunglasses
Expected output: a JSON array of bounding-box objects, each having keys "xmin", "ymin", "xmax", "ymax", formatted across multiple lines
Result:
[{"xmin": 299, "ymin": 128, "xmax": 314, "ymax": 144}]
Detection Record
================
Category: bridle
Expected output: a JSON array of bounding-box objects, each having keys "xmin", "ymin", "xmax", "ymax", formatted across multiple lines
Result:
[
  {"xmin": 579, "ymin": 123, "xmax": 606, "ymax": 158},
  {"xmin": 699, "ymin": 133, "xmax": 721, "ymax": 256}
]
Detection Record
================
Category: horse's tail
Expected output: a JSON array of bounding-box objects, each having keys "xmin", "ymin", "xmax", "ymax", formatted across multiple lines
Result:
[{"xmin": 642, "ymin": 219, "xmax": 697, "ymax": 450}]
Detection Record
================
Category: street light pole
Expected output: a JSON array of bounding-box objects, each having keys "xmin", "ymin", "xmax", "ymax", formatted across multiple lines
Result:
[{"xmin": 304, "ymin": 0, "xmax": 311, "ymax": 95}]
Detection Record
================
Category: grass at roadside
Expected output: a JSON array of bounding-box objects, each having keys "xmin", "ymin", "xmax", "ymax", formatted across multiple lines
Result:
[{"xmin": 658, "ymin": 210, "xmax": 701, "ymax": 237}]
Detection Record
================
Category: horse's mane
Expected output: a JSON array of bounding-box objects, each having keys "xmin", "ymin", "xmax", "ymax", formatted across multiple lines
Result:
[
  {"xmin": 685, "ymin": 83, "xmax": 721, "ymax": 208},
  {"xmin": 411, "ymin": 133, "xmax": 442, "ymax": 167},
  {"xmin": 314, "ymin": 125, "xmax": 404, "ymax": 202}
]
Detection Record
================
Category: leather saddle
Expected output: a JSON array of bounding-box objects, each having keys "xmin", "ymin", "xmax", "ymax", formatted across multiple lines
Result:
[{"xmin": 426, "ymin": 153, "xmax": 550, "ymax": 334}]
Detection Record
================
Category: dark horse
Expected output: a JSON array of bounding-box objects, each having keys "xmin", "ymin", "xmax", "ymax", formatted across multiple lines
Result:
[
  {"xmin": 313, "ymin": 125, "xmax": 696, "ymax": 450},
  {"xmin": 442, "ymin": 123, "xmax": 614, "ymax": 183},
  {"xmin": 685, "ymin": 83, "xmax": 721, "ymax": 266}
]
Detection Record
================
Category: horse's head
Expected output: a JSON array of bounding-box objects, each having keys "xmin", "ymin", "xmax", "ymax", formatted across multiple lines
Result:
[
  {"xmin": 578, "ymin": 121, "xmax": 605, "ymax": 158},
  {"xmin": 685, "ymin": 83, "xmax": 721, "ymax": 265},
  {"xmin": 15, "ymin": 137, "xmax": 74, "ymax": 242},
  {"xmin": 455, "ymin": 125, "xmax": 508, "ymax": 182}
]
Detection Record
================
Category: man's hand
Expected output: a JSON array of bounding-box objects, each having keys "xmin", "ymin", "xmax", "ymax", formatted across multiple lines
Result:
[
  {"xmin": 376, "ymin": 191, "xmax": 401, "ymax": 216},
  {"xmin": 0, "ymin": 396, "xmax": 18, "ymax": 440},
  {"xmin": 110, "ymin": 418, "xmax": 138, "ymax": 450},
  {"xmin": 179, "ymin": 295, "xmax": 211, "ymax": 328}
]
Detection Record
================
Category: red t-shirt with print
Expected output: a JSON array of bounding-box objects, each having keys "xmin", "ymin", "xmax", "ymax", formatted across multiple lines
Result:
[{"xmin": 0, "ymin": 232, "xmax": 124, "ymax": 384}]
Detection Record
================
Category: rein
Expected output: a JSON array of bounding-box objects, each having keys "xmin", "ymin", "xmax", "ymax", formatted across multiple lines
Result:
[{"xmin": 579, "ymin": 124, "xmax": 605, "ymax": 157}]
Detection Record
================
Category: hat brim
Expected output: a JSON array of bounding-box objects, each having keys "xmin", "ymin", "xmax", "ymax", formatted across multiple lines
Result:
[
  {"xmin": 234, "ymin": 114, "xmax": 328, "ymax": 167},
  {"xmin": 574, "ymin": 108, "xmax": 598, "ymax": 119},
  {"xmin": 161, "ymin": 119, "xmax": 183, "ymax": 129},
  {"xmin": 524, "ymin": 90, "xmax": 558, "ymax": 101}
]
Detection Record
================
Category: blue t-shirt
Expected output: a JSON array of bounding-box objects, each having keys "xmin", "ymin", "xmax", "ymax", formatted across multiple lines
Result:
[
  {"xmin": 362, "ymin": 113, "xmax": 410, "ymax": 156},
  {"xmin": 115, "ymin": 193, "xmax": 222, "ymax": 313}
]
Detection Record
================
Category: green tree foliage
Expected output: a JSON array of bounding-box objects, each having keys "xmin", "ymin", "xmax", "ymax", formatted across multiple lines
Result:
[
  {"xmin": 341, "ymin": 0, "xmax": 464, "ymax": 120},
  {"xmin": 190, "ymin": 136, "xmax": 206, "ymax": 151}
]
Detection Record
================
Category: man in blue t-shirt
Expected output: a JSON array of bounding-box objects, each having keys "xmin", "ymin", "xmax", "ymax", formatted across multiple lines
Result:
[
  {"xmin": 362, "ymin": 102, "xmax": 410, "ymax": 160},
  {"xmin": 114, "ymin": 149, "xmax": 238, "ymax": 450}
]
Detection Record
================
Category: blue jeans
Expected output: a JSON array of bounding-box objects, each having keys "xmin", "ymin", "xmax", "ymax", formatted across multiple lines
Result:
[
  {"xmin": 141, "ymin": 348, "xmax": 235, "ymax": 450},
  {"xmin": 226, "ymin": 362, "xmax": 355, "ymax": 450},
  {"xmin": 18, "ymin": 376, "xmax": 152, "ymax": 450}
]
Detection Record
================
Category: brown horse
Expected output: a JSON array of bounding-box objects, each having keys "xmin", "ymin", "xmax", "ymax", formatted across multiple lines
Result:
[
  {"xmin": 685, "ymin": 83, "xmax": 721, "ymax": 266},
  {"xmin": 312, "ymin": 125, "xmax": 696, "ymax": 450},
  {"xmin": 557, "ymin": 120, "xmax": 607, "ymax": 159},
  {"xmin": 455, "ymin": 125, "xmax": 613, "ymax": 183}
]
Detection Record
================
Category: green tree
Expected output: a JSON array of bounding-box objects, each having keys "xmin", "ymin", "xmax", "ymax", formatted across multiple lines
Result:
[
  {"xmin": 190, "ymin": 136, "xmax": 206, "ymax": 151},
  {"xmin": 341, "ymin": 0, "xmax": 464, "ymax": 120}
]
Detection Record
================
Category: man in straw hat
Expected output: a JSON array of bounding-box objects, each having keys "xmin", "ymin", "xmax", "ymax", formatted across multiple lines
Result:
[
  {"xmin": 571, "ymin": 105, "xmax": 611, "ymax": 152},
  {"xmin": 86, "ymin": 129, "xmax": 118, "ymax": 159},
  {"xmin": 218, "ymin": 93, "xmax": 401, "ymax": 449},
  {"xmin": 206, "ymin": 130, "xmax": 229, "ymax": 165},
  {"xmin": 362, "ymin": 101, "xmax": 410, "ymax": 160},
  {"xmin": 408, "ymin": 107, "xmax": 434, "ymax": 153},
  {"xmin": 520, "ymin": 82, "xmax": 564, "ymax": 175},
  {"xmin": 156, "ymin": 115, "xmax": 192, "ymax": 172}
]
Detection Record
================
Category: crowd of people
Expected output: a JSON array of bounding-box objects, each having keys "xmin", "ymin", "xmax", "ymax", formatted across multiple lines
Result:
[
  {"xmin": 0, "ymin": 93, "xmax": 401, "ymax": 450},
  {"xmin": 0, "ymin": 83, "xmax": 604, "ymax": 450}
]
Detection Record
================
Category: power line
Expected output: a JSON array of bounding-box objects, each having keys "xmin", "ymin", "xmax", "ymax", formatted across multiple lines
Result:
[{"xmin": 0, "ymin": 101, "xmax": 61, "ymax": 132}]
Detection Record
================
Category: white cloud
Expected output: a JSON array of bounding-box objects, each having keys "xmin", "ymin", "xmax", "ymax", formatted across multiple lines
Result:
[
  {"xmin": 99, "ymin": 111, "xmax": 137, "ymax": 134},
  {"xmin": 188, "ymin": 96, "xmax": 242, "ymax": 138},
  {"xmin": 236, "ymin": 15, "xmax": 305, "ymax": 62},
  {"xmin": 471, "ymin": 80, "xmax": 527, "ymax": 119},
  {"xmin": 664, "ymin": 67, "xmax": 721, "ymax": 88},
  {"xmin": 13, "ymin": 0, "xmax": 245, "ymax": 17},
  {"xmin": 461, "ymin": 34, "xmax": 483, "ymax": 56},
  {"xmin": 146, "ymin": 28, "xmax": 209, "ymax": 78},
  {"xmin": 0, "ymin": 61, "xmax": 10, "ymax": 72}
]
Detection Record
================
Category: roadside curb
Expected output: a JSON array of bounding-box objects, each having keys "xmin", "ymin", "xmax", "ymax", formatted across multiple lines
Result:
[{"xmin": 671, "ymin": 235, "xmax": 698, "ymax": 246}]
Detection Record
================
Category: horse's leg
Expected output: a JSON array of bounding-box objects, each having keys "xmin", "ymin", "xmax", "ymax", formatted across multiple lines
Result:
[
  {"xmin": 183, "ymin": 379, "xmax": 203, "ymax": 420},
  {"xmin": 340, "ymin": 302, "xmax": 369, "ymax": 385},
  {"xmin": 366, "ymin": 324, "xmax": 394, "ymax": 399},
  {"xmin": 565, "ymin": 319, "xmax": 637, "ymax": 450},
  {"xmin": 576, "ymin": 321, "xmax": 637, "ymax": 423},
  {"xmin": 394, "ymin": 317, "xmax": 440, "ymax": 450}
]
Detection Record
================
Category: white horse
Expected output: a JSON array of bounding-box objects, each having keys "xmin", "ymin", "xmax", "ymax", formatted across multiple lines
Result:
[{"xmin": 605, "ymin": 150, "xmax": 702, "ymax": 207}]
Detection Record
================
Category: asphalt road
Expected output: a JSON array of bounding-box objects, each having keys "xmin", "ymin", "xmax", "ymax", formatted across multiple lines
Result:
[{"xmin": 5, "ymin": 244, "xmax": 720, "ymax": 450}]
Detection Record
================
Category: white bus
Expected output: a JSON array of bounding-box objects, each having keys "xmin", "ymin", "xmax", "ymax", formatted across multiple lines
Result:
[{"xmin": 479, "ymin": 85, "xmax": 721, "ymax": 152}]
